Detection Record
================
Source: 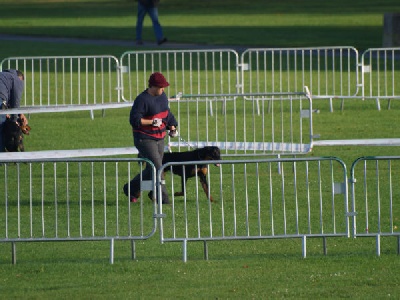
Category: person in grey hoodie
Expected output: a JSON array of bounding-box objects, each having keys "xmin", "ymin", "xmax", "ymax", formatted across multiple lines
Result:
[{"xmin": 0, "ymin": 69, "xmax": 27, "ymax": 152}]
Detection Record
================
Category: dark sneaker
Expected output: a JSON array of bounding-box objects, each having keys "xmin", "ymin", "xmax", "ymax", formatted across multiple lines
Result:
[
  {"xmin": 136, "ymin": 40, "xmax": 144, "ymax": 45},
  {"xmin": 157, "ymin": 38, "xmax": 167, "ymax": 45}
]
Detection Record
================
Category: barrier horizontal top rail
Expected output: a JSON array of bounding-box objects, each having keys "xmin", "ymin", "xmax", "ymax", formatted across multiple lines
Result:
[
  {"xmin": 0, "ymin": 102, "xmax": 133, "ymax": 115},
  {"xmin": 0, "ymin": 147, "xmax": 138, "ymax": 162},
  {"xmin": 312, "ymin": 138, "xmax": 400, "ymax": 147},
  {"xmin": 172, "ymin": 91, "xmax": 310, "ymax": 98},
  {"xmin": 167, "ymin": 141, "xmax": 312, "ymax": 153}
]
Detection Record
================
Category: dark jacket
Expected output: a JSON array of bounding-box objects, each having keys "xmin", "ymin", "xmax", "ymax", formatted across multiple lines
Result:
[
  {"xmin": 0, "ymin": 69, "xmax": 24, "ymax": 121},
  {"xmin": 0, "ymin": 69, "xmax": 24, "ymax": 108},
  {"xmin": 130, "ymin": 89, "xmax": 178, "ymax": 140},
  {"xmin": 138, "ymin": 0, "xmax": 159, "ymax": 8}
]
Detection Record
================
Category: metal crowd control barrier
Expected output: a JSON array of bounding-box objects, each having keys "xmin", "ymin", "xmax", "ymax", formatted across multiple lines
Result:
[
  {"xmin": 119, "ymin": 49, "xmax": 240, "ymax": 101},
  {"xmin": 0, "ymin": 157, "xmax": 157, "ymax": 264},
  {"xmin": 241, "ymin": 47, "xmax": 359, "ymax": 112},
  {"xmin": 350, "ymin": 156, "xmax": 400, "ymax": 256},
  {"xmin": 158, "ymin": 157, "xmax": 349, "ymax": 262},
  {"xmin": 0, "ymin": 55, "xmax": 121, "ymax": 118},
  {"xmin": 2, "ymin": 47, "xmax": 400, "ymax": 118},
  {"xmin": 4, "ymin": 152, "xmax": 400, "ymax": 263},
  {"xmin": 360, "ymin": 48, "xmax": 400, "ymax": 110},
  {"xmin": 165, "ymin": 91, "xmax": 314, "ymax": 156}
]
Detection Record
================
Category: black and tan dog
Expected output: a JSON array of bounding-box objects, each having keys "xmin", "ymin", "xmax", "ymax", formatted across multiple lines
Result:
[
  {"xmin": 4, "ymin": 117, "xmax": 31, "ymax": 152},
  {"xmin": 163, "ymin": 146, "xmax": 221, "ymax": 202}
]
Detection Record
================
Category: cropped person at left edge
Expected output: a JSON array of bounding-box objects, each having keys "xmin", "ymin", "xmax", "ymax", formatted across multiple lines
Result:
[{"xmin": 0, "ymin": 69, "xmax": 27, "ymax": 152}]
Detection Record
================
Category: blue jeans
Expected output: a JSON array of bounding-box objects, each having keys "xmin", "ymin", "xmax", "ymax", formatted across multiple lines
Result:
[{"xmin": 136, "ymin": 3, "xmax": 164, "ymax": 42}]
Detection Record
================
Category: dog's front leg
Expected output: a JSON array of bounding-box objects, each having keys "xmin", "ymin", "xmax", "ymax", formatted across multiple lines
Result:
[
  {"xmin": 174, "ymin": 174, "xmax": 186, "ymax": 197},
  {"xmin": 198, "ymin": 171, "xmax": 214, "ymax": 202}
]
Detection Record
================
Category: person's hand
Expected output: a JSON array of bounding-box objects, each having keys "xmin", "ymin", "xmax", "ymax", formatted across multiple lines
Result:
[
  {"xmin": 169, "ymin": 129, "xmax": 178, "ymax": 138},
  {"xmin": 152, "ymin": 118, "xmax": 162, "ymax": 127}
]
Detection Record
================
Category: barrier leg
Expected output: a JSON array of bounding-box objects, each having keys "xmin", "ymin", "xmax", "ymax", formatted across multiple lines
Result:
[
  {"xmin": 323, "ymin": 237, "xmax": 328, "ymax": 255},
  {"xmin": 397, "ymin": 236, "xmax": 400, "ymax": 255},
  {"xmin": 182, "ymin": 239, "xmax": 188, "ymax": 262},
  {"xmin": 131, "ymin": 240, "xmax": 136, "ymax": 260},
  {"xmin": 302, "ymin": 236, "xmax": 307, "ymax": 258},
  {"xmin": 11, "ymin": 242, "xmax": 16, "ymax": 265},
  {"xmin": 203, "ymin": 241, "xmax": 209, "ymax": 260},
  {"xmin": 376, "ymin": 234, "xmax": 381, "ymax": 257},
  {"xmin": 376, "ymin": 98, "xmax": 381, "ymax": 111},
  {"xmin": 340, "ymin": 98, "xmax": 345, "ymax": 112},
  {"xmin": 110, "ymin": 238, "xmax": 115, "ymax": 264}
]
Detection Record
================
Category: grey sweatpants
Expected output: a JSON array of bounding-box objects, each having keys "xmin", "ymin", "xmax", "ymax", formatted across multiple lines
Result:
[{"xmin": 128, "ymin": 137, "xmax": 169, "ymax": 203}]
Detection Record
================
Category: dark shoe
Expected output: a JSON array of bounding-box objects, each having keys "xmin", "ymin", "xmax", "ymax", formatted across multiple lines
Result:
[
  {"xmin": 157, "ymin": 38, "xmax": 167, "ymax": 45},
  {"xmin": 136, "ymin": 40, "xmax": 143, "ymax": 45}
]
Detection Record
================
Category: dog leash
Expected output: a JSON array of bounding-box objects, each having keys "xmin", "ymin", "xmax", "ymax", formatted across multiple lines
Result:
[
  {"xmin": 178, "ymin": 135, "xmax": 196, "ymax": 150},
  {"xmin": 167, "ymin": 131, "xmax": 197, "ymax": 152}
]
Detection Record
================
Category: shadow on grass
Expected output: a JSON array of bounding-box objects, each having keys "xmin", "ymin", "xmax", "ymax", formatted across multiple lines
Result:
[{"xmin": 0, "ymin": 25, "xmax": 383, "ymax": 50}]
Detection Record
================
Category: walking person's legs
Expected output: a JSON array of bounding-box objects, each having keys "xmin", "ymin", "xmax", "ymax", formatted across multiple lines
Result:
[
  {"xmin": 147, "ymin": 7, "xmax": 167, "ymax": 44},
  {"xmin": 124, "ymin": 138, "xmax": 169, "ymax": 204},
  {"xmin": 135, "ymin": 3, "xmax": 147, "ymax": 44}
]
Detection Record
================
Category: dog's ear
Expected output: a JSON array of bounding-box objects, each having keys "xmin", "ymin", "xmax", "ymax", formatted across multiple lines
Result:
[
  {"xmin": 21, "ymin": 125, "xmax": 31, "ymax": 135},
  {"xmin": 212, "ymin": 147, "xmax": 221, "ymax": 159}
]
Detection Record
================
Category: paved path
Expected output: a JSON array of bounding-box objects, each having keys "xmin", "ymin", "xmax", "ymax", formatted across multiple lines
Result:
[{"xmin": 0, "ymin": 33, "xmax": 247, "ymax": 52}]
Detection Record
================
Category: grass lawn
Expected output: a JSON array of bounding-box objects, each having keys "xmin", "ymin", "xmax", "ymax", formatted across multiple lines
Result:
[
  {"xmin": 1, "ymin": 0, "xmax": 400, "ymax": 53},
  {"xmin": 1, "ymin": 0, "xmax": 400, "ymax": 299}
]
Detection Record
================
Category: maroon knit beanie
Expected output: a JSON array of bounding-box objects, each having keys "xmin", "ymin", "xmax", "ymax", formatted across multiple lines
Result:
[{"xmin": 148, "ymin": 72, "xmax": 170, "ymax": 88}]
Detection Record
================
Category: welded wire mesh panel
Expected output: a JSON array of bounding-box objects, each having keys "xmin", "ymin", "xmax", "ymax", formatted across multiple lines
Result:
[
  {"xmin": 159, "ymin": 157, "xmax": 349, "ymax": 243},
  {"xmin": 241, "ymin": 47, "xmax": 358, "ymax": 99},
  {"xmin": 119, "ymin": 49, "xmax": 240, "ymax": 101},
  {"xmin": 0, "ymin": 158, "xmax": 156, "ymax": 242},
  {"xmin": 0, "ymin": 55, "xmax": 121, "ymax": 107}
]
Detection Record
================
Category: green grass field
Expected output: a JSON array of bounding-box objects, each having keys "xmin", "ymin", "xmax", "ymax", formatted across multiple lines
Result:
[{"xmin": 1, "ymin": 0, "xmax": 400, "ymax": 299}]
